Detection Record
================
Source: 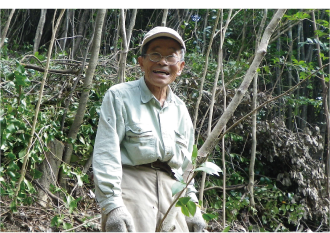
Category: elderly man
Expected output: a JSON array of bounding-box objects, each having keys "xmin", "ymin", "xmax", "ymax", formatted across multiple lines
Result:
[{"xmin": 93, "ymin": 26, "xmax": 206, "ymax": 232}]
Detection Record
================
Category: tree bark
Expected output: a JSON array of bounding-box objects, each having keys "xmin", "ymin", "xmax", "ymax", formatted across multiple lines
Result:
[
  {"xmin": 286, "ymin": 23, "xmax": 293, "ymax": 130},
  {"xmin": 72, "ymin": 9, "xmax": 89, "ymax": 58},
  {"xmin": 161, "ymin": 9, "xmax": 168, "ymax": 26},
  {"xmin": 126, "ymin": 9, "xmax": 137, "ymax": 47},
  {"xmin": 248, "ymin": 9, "xmax": 267, "ymax": 208},
  {"xmin": 0, "ymin": 9, "xmax": 16, "ymax": 49},
  {"xmin": 202, "ymin": 9, "xmax": 209, "ymax": 55},
  {"xmin": 197, "ymin": 9, "xmax": 286, "ymax": 162},
  {"xmin": 117, "ymin": 9, "xmax": 137, "ymax": 83},
  {"xmin": 37, "ymin": 139, "xmax": 64, "ymax": 207},
  {"xmin": 33, "ymin": 9, "xmax": 47, "ymax": 54},
  {"xmin": 59, "ymin": 9, "xmax": 106, "ymax": 190},
  {"xmin": 236, "ymin": 9, "xmax": 247, "ymax": 63},
  {"xmin": 113, "ymin": 10, "xmax": 120, "ymax": 61},
  {"xmin": 60, "ymin": 10, "xmax": 70, "ymax": 51},
  {"xmin": 117, "ymin": 9, "xmax": 128, "ymax": 83}
]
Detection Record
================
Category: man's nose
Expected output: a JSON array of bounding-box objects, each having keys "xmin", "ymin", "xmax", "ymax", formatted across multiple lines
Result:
[{"xmin": 157, "ymin": 57, "xmax": 168, "ymax": 65}]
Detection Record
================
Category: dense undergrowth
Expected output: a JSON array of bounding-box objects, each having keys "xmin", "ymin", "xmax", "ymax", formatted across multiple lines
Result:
[{"xmin": 1, "ymin": 32, "xmax": 329, "ymax": 232}]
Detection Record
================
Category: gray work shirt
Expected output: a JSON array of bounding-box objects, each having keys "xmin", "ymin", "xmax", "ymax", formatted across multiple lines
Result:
[{"xmin": 93, "ymin": 77, "xmax": 197, "ymax": 215}]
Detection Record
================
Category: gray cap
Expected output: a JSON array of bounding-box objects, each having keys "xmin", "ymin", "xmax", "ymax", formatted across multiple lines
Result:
[{"xmin": 140, "ymin": 26, "xmax": 186, "ymax": 52}]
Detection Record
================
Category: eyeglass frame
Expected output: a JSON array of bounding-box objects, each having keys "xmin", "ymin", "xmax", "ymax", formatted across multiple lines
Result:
[{"xmin": 142, "ymin": 52, "xmax": 183, "ymax": 65}]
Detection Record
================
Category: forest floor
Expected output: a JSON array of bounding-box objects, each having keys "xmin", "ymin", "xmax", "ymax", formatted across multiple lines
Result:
[{"xmin": 0, "ymin": 186, "xmax": 231, "ymax": 232}]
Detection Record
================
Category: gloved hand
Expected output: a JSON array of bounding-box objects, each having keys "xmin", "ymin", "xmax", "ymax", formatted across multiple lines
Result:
[
  {"xmin": 185, "ymin": 207, "xmax": 206, "ymax": 232},
  {"xmin": 105, "ymin": 206, "xmax": 136, "ymax": 232}
]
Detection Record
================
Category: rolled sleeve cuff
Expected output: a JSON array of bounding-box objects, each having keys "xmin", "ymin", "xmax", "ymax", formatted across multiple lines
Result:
[{"xmin": 99, "ymin": 196, "xmax": 125, "ymax": 215}]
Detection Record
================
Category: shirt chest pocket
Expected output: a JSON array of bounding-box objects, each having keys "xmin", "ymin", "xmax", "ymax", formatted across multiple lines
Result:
[
  {"xmin": 126, "ymin": 124, "xmax": 153, "ymax": 143},
  {"xmin": 172, "ymin": 130, "xmax": 190, "ymax": 167},
  {"xmin": 123, "ymin": 124, "xmax": 156, "ymax": 161}
]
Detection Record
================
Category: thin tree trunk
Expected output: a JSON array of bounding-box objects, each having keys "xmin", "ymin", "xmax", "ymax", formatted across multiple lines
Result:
[
  {"xmin": 161, "ymin": 9, "xmax": 168, "ymax": 26},
  {"xmin": 236, "ymin": 9, "xmax": 247, "ymax": 62},
  {"xmin": 72, "ymin": 9, "xmax": 89, "ymax": 58},
  {"xmin": 117, "ymin": 9, "xmax": 137, "ymax": 83},
  {"xmin": 202, "ymin": 9, "xmax": 209, "ymax": 55},
  {"xmin": 33, "ymin": 9, "xmax": 47, "ymax": 54},
  {"xmin": 59, "ymin": 9, "xmax": 106, "ymax": 189},
  {"xmin": 70, "ymin": 9, "xmax": 75, "ymax": 59},
  {"xmin": 311, "ymin": 10, "xmax": 330, "ymax": 199},
  {"xmin": 117, "ymin": 9, "xmax": 128, "ymax": 83},
  {"xmin": 275, "ymin": 30, "xmax": 281, "ymax": 117},
  {"xmin": 248, "ymin": 9, "xmax": 267, "ymax": 208},
  {"xmin": 193, "ymin": 10, "xmax": 220, "ymax": 130},
  {"xmin": 287, "ymin": 23, "xmax": 293, "ymax": 130},
  {"xmin": 113, "ymin": 10, "xmax": 120, "ymax": 61},
  {"xmin": 295, "ymin": 20, "xmax": 303, "ymax": 128},
  {"xmin": 60, "ymin": 10, "xmax": 70, "ymax": 51},
  {"xmin": 126, "ymin": 9, "xmax": 137, "ymax": 49},
  {"xmin": 0, "ymin": 9, "xmax": 15, "ymax": 49}
]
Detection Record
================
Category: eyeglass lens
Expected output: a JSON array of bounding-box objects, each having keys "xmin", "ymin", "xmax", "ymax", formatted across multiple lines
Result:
[{"xmin": 148, "ymin": 53, "xmax": 178, "ymax": 64}]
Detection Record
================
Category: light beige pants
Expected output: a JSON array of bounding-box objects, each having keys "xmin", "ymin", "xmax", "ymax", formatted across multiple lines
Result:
[{"xmin": 102, "ymin": 165, "xmax": 189, "ymax": 232}]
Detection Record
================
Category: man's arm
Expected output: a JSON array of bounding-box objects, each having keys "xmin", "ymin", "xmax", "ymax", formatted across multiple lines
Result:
[{"xmin": 93, "ymin": 89, "xmax": 126, "ymax": 215}]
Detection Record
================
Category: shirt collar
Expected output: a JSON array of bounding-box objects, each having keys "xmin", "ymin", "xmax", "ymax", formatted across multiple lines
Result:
[{"xmin": 139, "ymin": 77, "xmax": 176, "ymax": 105}]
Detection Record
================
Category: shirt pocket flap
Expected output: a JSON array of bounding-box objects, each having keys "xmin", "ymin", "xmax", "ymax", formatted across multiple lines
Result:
[
  {"xmin": 126, "ymin": 124, "xmax": 153, "ymax": 138},
  {"xmin": 174, "ymin": 130, "xmax": 188, "ymax": 148}
]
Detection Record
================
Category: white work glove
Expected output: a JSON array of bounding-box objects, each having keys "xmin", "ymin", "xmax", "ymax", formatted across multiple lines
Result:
[
  {"xmin": 105, "ymin": 206, "xmax": 136, "ymax": 232},
  {"xmin": 185, "ymin": 207, "xmax": 206, "ymax": 232}
]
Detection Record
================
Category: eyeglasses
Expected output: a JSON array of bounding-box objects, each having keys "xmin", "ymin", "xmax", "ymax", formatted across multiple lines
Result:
[{"xmin": 143, "ymin": 52, "xmax": 181, "ymax": 65}]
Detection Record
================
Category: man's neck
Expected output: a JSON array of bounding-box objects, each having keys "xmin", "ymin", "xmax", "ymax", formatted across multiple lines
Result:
[{"xmin": 146, "ymin": 83, "xmax": 168, "ymax": 107}]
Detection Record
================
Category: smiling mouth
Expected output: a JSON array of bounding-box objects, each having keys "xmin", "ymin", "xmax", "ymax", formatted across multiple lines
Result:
[{"xmin": 153, "ymin": 70, "xmax": 169, "ymax": 75}]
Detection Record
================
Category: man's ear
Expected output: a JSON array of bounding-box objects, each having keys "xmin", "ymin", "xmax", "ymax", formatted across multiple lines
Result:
[
  {"xmin": 177, "ymin": 61, "xmax": 185, "ymax": 76},
  {"xmin": 138, "ymin": 56, "xmax": 144, "ymax": 72}
]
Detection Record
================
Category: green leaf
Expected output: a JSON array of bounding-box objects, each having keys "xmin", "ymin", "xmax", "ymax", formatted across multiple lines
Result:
[
  {"xmin": 181, "ymin": 205, "xmax": 190, "ymax": 216},
  {"xmin": 79, "ymin": 135, "xmax": 85, "ymax": 144},
  {"xmin": 186, "ymin": 201, "xmax": 197, "ymax": 216},
  {"xmin": 202, "ymin": 213, "xmax": 217, "ymax": 221},
  {"xmin": 171, "ymin": 181, "xmax": 186, "ymax": 196},
  {"xmin": 30, "ymin": 169, "xmax": 43, "ymax": 179},
  {"xmin": 18, "ymin": 149, "xmax": 26, "ymax": 159},
  {"xmin": 10, "ymin": 200, "xmax": 17, "ymax": 213},
  {"xmin": 16, "ymin": 64, "xmax": 25, "ymax": 74},
  {"xmin": 63, "ymin": 222, "xmax": 73, "ymax": 230},
  {"xmin": 7, "ymin": 72, "xmax": 15, "ymax": 81},
  {"xmin": 7, "ymin": 124, "xmax": 16, "ymax": 133},
  {"xmin": 51, "ymin": 215, "xmax": 63, "ymax": 227},
  {"xmin": 176, "ymin": 197, "xmax": 191, "ymax": 206},
  {"xmin": 194, "ymin": 162, "xmax": 222, "ymax": 176},
  {"xmin": 223, "ymin": 225, "xmax": 231, "ymax": 232},
  {"xmin": 14, "ymin": 71, "xmax": 30, "ymax": 86},
  {"xmin": 23, "ymin": 178, "xmax": 35, "ymax": 193},
  {"xmin": 191, "ymin": 144, "xmax": 198, "ymax": 164},
  {"xmin": 69, "ymin": 196, "xmax": 82, "ymax": 214}
]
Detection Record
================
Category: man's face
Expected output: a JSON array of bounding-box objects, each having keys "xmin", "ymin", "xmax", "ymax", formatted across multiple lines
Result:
[{"xmin": 138, "ymin": 38, "xmax": 185, "ymax": 91}]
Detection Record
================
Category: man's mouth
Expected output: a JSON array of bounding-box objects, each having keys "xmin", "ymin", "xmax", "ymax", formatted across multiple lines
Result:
[{"xmin": 153, "ymin": 70, "xmax": 169, "ymax": 75}]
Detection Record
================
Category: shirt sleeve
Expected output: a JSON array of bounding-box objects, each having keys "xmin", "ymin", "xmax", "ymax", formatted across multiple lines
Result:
[{"xmin": 92, "ymin": 89, "xmax": 126, "ymax": 215}]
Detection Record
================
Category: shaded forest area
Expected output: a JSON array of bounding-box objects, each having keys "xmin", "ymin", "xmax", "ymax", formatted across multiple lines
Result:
[{"xmin": 0, "ymin": 9, "xmax": 330, "ymax": 232}]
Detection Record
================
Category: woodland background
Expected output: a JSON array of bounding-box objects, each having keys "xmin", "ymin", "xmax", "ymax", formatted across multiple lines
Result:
[{"xmin": 0, "ymin": 8, "xmax": 330, "ymax": 232}]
